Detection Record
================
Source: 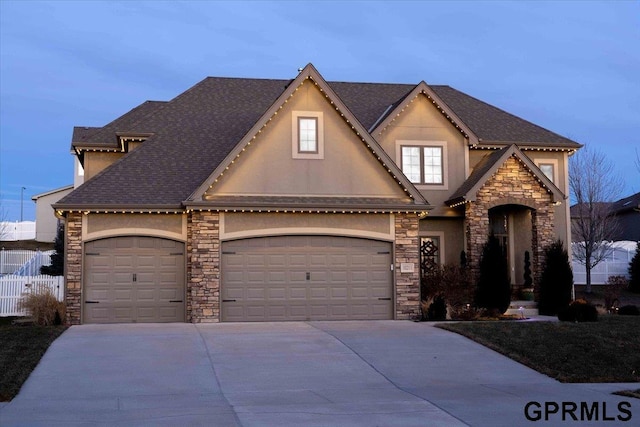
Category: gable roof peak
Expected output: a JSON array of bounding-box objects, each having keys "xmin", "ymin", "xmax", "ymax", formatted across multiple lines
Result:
[{"xmin": 188, "ymin": 64, "xmax": 429, "ymax": 208}]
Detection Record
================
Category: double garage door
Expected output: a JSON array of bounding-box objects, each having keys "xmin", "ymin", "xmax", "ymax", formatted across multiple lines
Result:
[
  {"xmin": 84, "ymin": 237, "xmax": 185, "ymax": 323},
  {"xmin": 221, "ymin": 236, "xmax": 393, "ymax": 321}
]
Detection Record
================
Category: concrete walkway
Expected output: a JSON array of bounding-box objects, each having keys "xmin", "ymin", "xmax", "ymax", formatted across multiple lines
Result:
[{"xmin": 0, "ymin": 321, "xmax": 637, "ymax": 426}]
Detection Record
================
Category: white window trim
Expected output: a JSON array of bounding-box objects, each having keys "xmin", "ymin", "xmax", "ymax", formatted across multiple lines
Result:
[
  {"xmin": 534, "ymin": 158, "xmax": 558, "ymax": 184},
  {"xmin": 292, "ymin": 111, "xmax": 324, "ymax": 159},
  {"xmin": 395, "ymin": 140, "xmax": 448, "ymax": 190}
]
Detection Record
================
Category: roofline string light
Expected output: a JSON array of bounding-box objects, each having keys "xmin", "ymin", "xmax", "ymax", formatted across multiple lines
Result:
[
  {"xmin": 377, "ymin": 90, "xmax": 470, "ymax": 140},
  {"xmin": 205, "ymin": 76, "xmax": 416, "ymax": 200}
]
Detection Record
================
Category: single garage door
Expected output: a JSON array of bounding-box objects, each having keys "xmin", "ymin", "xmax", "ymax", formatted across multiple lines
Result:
[
  {"xmin": 221, "ymin": 236, "xmax": 393, "ymax": 321},
  {"xmin": 84, "ymin": 237, "xmax": 185, "ymax": 323}
]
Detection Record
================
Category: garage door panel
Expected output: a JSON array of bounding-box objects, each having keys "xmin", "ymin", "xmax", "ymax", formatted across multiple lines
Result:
[
  {"xmin": 268, "ymin": 271, "xmax": 286, "ymax": 282},
  {"xmin": 113, "ymin": 256, "xmax": 134, "ymax": 268},
  {"xmin": 350, "ymin": 271, "xmax": 368, "ymax": 283},
  {"xmin": 221, "ymin": 236, "xmax": 392, "ymax": 321},
  {"xmin": 159, "ymin": 288, "xmax": 180, "ymax": 299},
  {"xmin": 288, "ymin": 271, "xmax": 307, "ymax": 282},
  {"xmin": 247, "ymin": 254, "xmax": 265, "ymax": 267},
  {"xmin": 289, "ymin": 254, "xmax": 306, "ymax": 267},
  {"xmin": 331, "ymin": 288, "xmax": 348, "ymax": 298},
  {"xmin": 86, "ymin": 288, "xmax": 109, "ymax": 300},
  {"xmin": 309, "ymin": 287, "xmax": 328, "ymax": 299},
  {"xmin": 113, "ymin": 288, "xmax": 133, "ymax": 301},
  {"xmin": 115, "ymin": 238, "xmax": 135, "ymax": 250},
  {"xmin": 114, "ymin": 307, "xmax": 134, "ymax": 322},
  {"xmin": 86, "ymin": 255, "xmax": 110, "ymax": 268},
  {"xmin": 225, "ymin": 288, "xmax": 244, "ymax": 299},
  {"xmin": 136, "ymin": 288, "xmax": 156, "ymax": 301},
  {"xmin": 267, "ymin": 255, "xmax": 286, "ymax": 266},
  {"xmin": 288, "ymin": 286, "xmax": 307, "ymax": 299},
  {"xmin": 267, "ymin": 287, "xmax": 286, "ymax": 299},
  {"xmin": 247, "ymin": 271, "xmax": 266, "ymax": 283},
  {"xmin": 351, "ymin": 287, "xmax": 370, "ymax": 298},
  {"xmin": 158, "ymin": 306, "xmax": 181, "ymax": 321},
  {"xmin": 246, "ymin": 287, "xmax": 265, "ymax": 299}
]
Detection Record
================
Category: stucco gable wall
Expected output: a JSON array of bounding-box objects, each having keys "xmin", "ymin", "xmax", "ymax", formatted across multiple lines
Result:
[
  {"xmin": 83, "ymin": 152, "xmax": 125, "ymax": 181},
  {"xmin": 208, "ymin": 81, "xmax": 406, "ymax": 199},
  {"xmin": 376, "ymin": 95, "xmax": 467, "ymax": 216}
]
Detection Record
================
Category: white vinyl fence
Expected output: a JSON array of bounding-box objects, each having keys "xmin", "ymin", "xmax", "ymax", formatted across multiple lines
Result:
[
  {"xmin": 0, "ymin": 249, "xmax": 54, "ymax": 275},
  {"xmin": 0, "ymin": 221, "xmax": 36, "ymax": 241},
  {"xmin": 0, "ymin": 275, "xmax": 64, "ymax": 316},
  {"xmin": 572, "ymin": 241, "xmax": 637, "ymax": 285}
]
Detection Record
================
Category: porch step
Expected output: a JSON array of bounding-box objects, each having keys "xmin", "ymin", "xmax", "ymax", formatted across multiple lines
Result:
[{"xmin": 505, "ymin": 300, "xmax": 539, "ymax": 317}]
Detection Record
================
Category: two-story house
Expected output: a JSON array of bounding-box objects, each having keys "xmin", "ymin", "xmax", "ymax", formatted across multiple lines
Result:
[{"xmin": 55, "ymin": 64, "xmax": 580, "ymax": 324}]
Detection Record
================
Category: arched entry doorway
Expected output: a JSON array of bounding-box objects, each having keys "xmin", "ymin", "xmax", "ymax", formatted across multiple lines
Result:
[{"xmin": 488, "ymin": 205, "xmax": 533, "ymax": 292}]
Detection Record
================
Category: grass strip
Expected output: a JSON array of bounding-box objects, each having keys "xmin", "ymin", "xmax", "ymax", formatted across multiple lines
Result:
[
  {"xmin": 0, "ymin": 318, "xmax": 68, "ymax": 401},
  {"xmin": 437, "ymin": 316, "xmax": 640, "ymax": 383}
]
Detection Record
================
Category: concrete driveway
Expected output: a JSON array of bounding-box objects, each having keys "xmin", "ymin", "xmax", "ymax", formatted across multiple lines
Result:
[{"xmin": 0, "ymin": 321, "xmax": 637, "ymax": 426}]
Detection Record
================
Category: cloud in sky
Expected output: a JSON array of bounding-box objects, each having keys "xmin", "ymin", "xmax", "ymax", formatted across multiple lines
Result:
[{"xmin": 1, "ymin": 0, "xmax": 638, "ymax": 221}]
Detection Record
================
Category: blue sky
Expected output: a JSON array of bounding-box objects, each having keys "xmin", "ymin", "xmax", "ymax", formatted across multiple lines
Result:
[{"xmin": 1, "ymin": 0, "xmax": 638, "ymax": 221}]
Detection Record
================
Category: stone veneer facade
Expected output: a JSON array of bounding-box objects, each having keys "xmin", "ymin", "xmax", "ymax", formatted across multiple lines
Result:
[
  {"xmin": 187, "ymin": 211, "xmax": 221, "ymax": 322},
  {"xmin": 464, "ymin": 156, "xmax": 555, "ymax": 293},
  {"xmin": 394, "ymin": 213, "xmax": 421, "ymax": 319},
  {"xmin": 64, "ymin": 213, "xmax": 83, "ymax": 325}
]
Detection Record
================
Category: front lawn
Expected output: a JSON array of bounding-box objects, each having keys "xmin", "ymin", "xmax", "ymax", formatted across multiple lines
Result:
[
  {"xmin": 0, "ymin": 317, "xmax": 67, "ymax": 401},
  {"xmin": 438, "ymin": 316, "xmax": 640, "ymax": 383}
]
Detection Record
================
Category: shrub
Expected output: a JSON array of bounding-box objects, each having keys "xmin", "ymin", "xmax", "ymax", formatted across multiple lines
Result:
[
  {"xmin": 17, "ymin": 288, "xmax": 66, "ymax": 326},
  {"xmin": 421, "ymin": 262, "xmax": 473, "ymax": 320},
  {"xmin": 629, "ymin": 242, "xmax": 640, "ymax": 293},
  {"xmin": 604, "ymin": 275, "xmax": 627, "ymax": 312},
  {"xmin": 558, "ymin": 299, "xmax": 598, "ymax": 322},
  {"xmin": 427, "ymin": 295, "xmax": 447, "ymax": 321},
  {"xmin": 40, "ymin": 223, "xmax": 64, "ymax": 276},
  {"xmin": 538, "ymin": 240, "xmax": 573, "ymax": 316},
  {"xmin": 475, "ymin": 235, "xmax": 511, "ymax": 313},
  {"xmin": 523, "ymin": 250, "xmax": 532, "ymax": 288},
  {"xmin": 618, "ymin": 305, "xmax": 640, "ymax": 316}
]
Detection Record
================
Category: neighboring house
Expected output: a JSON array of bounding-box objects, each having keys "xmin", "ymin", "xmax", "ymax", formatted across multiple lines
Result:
[
  {"xmin": 54, "ymin": 64, "xmax": 580, "ymax": 325},
  {"xmin": 609, "ymin": 192, "xmax": 640, "ymax": 241},
  {"xmin": 570, "ymin": 192, "xmax": 640, "ymax": 242},
  {"xmin": 32, "ymin": 185, "xmax": 73, "ymax": 242}
]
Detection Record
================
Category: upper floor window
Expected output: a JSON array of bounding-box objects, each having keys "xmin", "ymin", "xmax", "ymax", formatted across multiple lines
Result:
[
  {"xmin": 400, "ymin": 145, "xmax": 444, "ymax": 185},
  {"xmin": 539, "ymin": 163, "xmax": 554, "ymax": 183},
  {"xmin": 534, "ymin": 158, "xmax": 558, "ymax": 184},
  {"xmin": 298, "ymin": 117, "xmax": 318, "ymax": 153},
  {"xmin": 292, "ymin": 111, "xmax": 324, "ymax": 159}
]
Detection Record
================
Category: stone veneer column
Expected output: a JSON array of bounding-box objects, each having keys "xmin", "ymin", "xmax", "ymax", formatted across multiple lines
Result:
[
  {"xmin": 395, "ymin": 213, "xmax": 420, "ymax": 319},
  {"xmin": 64, "ymin": 213, "xmax": 83, "ymax": 325},
  {"xmin": 188, "ymin": 211, "xmax": 220, "ymax": 322},
  {"xmin": 464, "ymin": 156, "xmax": 555, "ymax": 291}
]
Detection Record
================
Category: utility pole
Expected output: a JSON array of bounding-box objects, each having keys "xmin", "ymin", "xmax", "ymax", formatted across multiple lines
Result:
[{"xmin": 20, "ymin": 187, "xmax": 26, "ymax": 222}]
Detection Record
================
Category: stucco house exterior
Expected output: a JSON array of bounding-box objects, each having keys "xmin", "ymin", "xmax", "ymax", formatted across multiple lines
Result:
[
  {"xmin": 32, "ymin": 185, "xmax": 73, "ymax": 242},
  {"xmin": 54, "ymin": 64, "xmax": 581, "ymax": 324}
]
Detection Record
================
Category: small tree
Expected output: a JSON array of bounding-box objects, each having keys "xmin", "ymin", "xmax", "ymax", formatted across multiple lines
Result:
[
  {"xmin": 570, "ymin": 146, "xmax": 623, "ymax": 293},
  {"xmin": 629, "ymin": 241, "xmax": 640, "ymax": 293},
  {"xmin": 538, "ymin": 240, "xmax": 573, "ymax": 315},
  {"xmin": 523, "ymin": 251, "xmax": 532, "ymax": 288},
  {"xmin": 476, "ymin": 235, "xmax": 511, "ymax": 313},
  {"xmin": 40, "ymin": 223, "xmax": 64, "ymax": 276}
]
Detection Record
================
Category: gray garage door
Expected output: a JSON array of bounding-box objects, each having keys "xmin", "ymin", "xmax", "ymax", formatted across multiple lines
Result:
[
  {"xmin": 221, "ymin": 236, "xmax": 393, "ymax": 321},
  {"xmin": 84, "ymin": 237, "xmax": 185, "ymax": 323}
]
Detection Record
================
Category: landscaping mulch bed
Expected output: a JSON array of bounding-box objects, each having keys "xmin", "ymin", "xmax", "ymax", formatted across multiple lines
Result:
[
  {"xmin": 438, "ymin": 315, "xmax": 640, "ymax": 383},
  {"xmin": 0, "ymin": 317, "xmax": 68, "ymax": 401}
]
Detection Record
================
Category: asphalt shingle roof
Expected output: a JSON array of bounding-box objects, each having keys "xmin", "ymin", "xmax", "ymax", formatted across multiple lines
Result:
[{"xmin": 58, "ymin": 75, "xmax": 582, "ymax": 209}]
